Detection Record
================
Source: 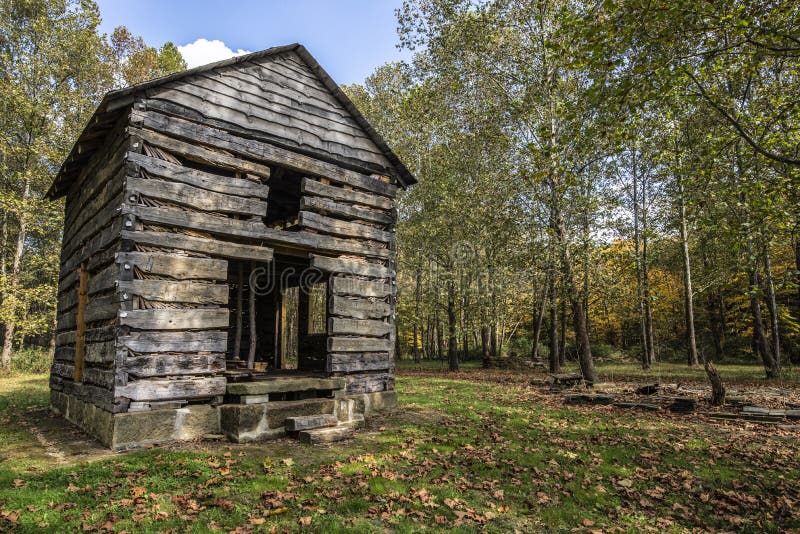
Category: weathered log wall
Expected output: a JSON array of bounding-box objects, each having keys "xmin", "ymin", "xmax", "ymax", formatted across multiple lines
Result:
[
  {"xmin": 128, "ymin": 91, "xmax": 398, "ymax": 395},
  {"xmin": 51, "ymin": 112, "xmax": 130, "ymax": 413},
  {"xmin": 52, "ymin": 49, "xmax": 401, "ymax": 416}
]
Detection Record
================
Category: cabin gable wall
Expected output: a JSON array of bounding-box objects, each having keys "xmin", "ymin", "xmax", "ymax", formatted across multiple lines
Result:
[
  {"xmin": 143, "ymin": 50, "xmax": 394, "ymax": 178},
  {"xmin": 50, "ymin": 52, "xmax": 401, "ymax": 447}
]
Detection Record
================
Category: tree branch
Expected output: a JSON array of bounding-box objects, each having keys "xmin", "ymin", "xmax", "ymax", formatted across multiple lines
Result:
[{"xmin": 685, "ymin": 69, "xmax": 800, "ymax": 166}]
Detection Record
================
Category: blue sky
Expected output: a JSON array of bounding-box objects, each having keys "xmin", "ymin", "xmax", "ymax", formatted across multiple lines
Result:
[{"xmin": 95, "ymin": 0, "xmax": 412, "ymax": 85}]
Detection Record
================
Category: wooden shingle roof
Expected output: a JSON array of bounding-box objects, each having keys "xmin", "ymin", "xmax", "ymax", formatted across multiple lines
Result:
[{"xmin": 47, "ymin": 43, "xmax": 416, "ymax": 199}]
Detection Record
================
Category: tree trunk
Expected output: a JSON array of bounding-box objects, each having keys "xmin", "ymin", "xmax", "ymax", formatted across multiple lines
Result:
[
  {"xmin": 553, "ymin": 203, "xmax": 597, "ymax": 383},
  {"xmin": 763, "ymin": 245, "xmax": 781, "ymax": 372},
  {"xmin": 548, "ymin": 267, "xmax": 559, "ymax": 373},
  {"xmin": 559, "ymin": 299, "xmax": 567, "ymax": 363},
  {"xmin": 532, "ymin": 288, "xmax": 546, "ymax": 361},
  {"xmin": 705, "ymin": 362, "xmax": 726, "ymax": 406},
  {"xmin": 413, "ymin": 267, "xmax": 421, "ymax": 363},
  {"xmin": 795, "ymin": 234, "xmax": 800, "ymax": 321},
  {"xmin": 642, "ymin": 207, "xmax": 656, "ymax": 366},
  {"xmin": 747, "ymin": 240, "xmax": 778, "ymax": 377},
  {"xmin": 703, "ymin": 250, "xmax": 724, "ymax": 360},
  {"xmin": 481, "ymin": 325, "xmax": 491, "ymax": 368},
  {"xmin": 462, "ymin": 278, "xmax": 469, "ymax": 362},
  {"xmin": 632, "ymin": 155, "xmax": 650, "ymax": 369},
  {"xmin": 1, "ymin": 179, "xmax": 31, "ymax": 370},
  {"xmin": 436, "ymin": 313, "xmax": 444, "ymax": 361},
  {"xmin": 707, "ymin": 291, "xmax": 724, "ymax": 360},
  {"xmin": 677, "ymin": 176, "xmax": 699, "ymax": 366},
  {"xmin": 447, "ymin": 276, "xmax": 458, "ymax": 371},
  {"xmin": 490, "ymin": 323, "xmax": 498, "ymax": 357}
]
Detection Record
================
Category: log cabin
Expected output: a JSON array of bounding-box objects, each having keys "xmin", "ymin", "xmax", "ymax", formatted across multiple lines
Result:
[{"xmin": 46, "ymin": 44, "xmax": 415, "ymax": 449}]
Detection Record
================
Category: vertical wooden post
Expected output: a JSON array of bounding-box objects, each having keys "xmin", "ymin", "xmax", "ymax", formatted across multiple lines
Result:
[
  {"xmin": 273, "ymin": 287, "xmax": 281, "ymax": 369},
  {"xmin": 233, "ymin": 262, "xmax": 243, "ymax": 361},
  {"xmin": 280, "ymin": 289, "xmax": 288, "ymax": 369},
  {"xmin": 73, "ymin": 263, "xmax": 88, "ymax": 382},
  {"xmin": 247, "ymin": 262, "xmax": 257, "ymax": 369},
  {"xmin": 297, "ymin": 284, "xmax": 310, "ymax": 370}
]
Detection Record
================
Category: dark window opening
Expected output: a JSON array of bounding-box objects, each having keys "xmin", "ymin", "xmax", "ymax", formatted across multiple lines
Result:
[{"xmin": 264, "ymin": 167, "xmax": 302, "ymax": 228}]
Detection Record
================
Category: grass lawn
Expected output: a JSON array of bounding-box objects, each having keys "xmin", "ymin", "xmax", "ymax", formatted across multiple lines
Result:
[{"xmin": 1, "ymin": 368, "xmax": 798, "ymax": 532}]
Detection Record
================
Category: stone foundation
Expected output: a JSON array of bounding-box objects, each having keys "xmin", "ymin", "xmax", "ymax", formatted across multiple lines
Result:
[
  {"xmin": 51, "ymin": 390, "xmax": 220, "ymax": 450},
  {"xmin": 51, "ymin": 389, "xmax": 397, "ymax": 450}
]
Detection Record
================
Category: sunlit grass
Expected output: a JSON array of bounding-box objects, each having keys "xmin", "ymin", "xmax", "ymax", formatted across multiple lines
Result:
[{"xmin": 0, "ymin": 372, "xmax": 797, "ymax": 532}]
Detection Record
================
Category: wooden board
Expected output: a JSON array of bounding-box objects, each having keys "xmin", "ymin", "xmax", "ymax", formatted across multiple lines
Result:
[
  {"xmin": 300, "ymin": 195, "xmax": 392, "ymax": 225},
  {"xmin": 116, "ymin": 252, "xmax": 228, "ymax": 280},
  {"xmin": 123, "ymin": 353, "xmax": 226, "ymax": 377},
  {"xmin": 84, "ymin": 340, "xmax": 116, "ymax": 364},
  {"xmin": 122, "ymin": 205, "xmax": 391, "ymax": 259},
  {"xmin": 118, "ymin": 330, "xmax": 228, "ymax": 353},
  {"xmin": 330, "ymin": 277, "xmax": 392, "ymax": 298},
  {"xmin": 142, "ymin": 50, "xmax": 398, "ymax": 175},
  {"xmin": 127, "ymin": 151, "xmax": 269, "ymax": 198},
  {"xmin": 127, "ymin": 175, "xmax": 267, "ymax": 216},
  {"xmin": 72, "ymin": 265, "xmax": 89, "ymax": 381},
  {"xmin": 118, "ymin": 280, "xmax": 229, "ymax": 305},
  {"xmin": 327, "ymin": 337, "xmax": 393, "ymax": 353},
  {"xmin": 301, "ymin": 177, "xmax": 392, "ymax": 210},
  {"xmin": 121, "ymin": 230, "xmax": 273, "ymax": 262},
  {"xmin": 328, "ymin": 295, "xmax": 392, "ymax": 320},
  {"xmin": 310, "ymin": 254, "xmax": 392, "ymax": 279},
  {"xmin": 115, "ymin": 376, "xmax": 226, "ymax": 401},
  {"xmin": 299, "ymin": 211, "xmax": 392, "ymax": 243},
  {"xmin": 327, "ymin": 352, "xmax": 390, "ymax": 373},
  {"xmin": 328, "ymin": 318, "xmax": 392, "ymax": 337},
  {"xmin": 88, "ymin": 263, "xmax": 118, "ymax": 296},
  {"xmin": 84, "ymin": 294, "xmax": 119, "ymax": 324},
  {"xmin": 119, "ymin": 308, "xmax": 229, "ymax": 330},
  {"xmin": 130, "ymin": 127, "xmax": 272, "ymax": 179}
]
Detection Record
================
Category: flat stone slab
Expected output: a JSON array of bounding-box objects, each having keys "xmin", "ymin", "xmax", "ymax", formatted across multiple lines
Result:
[
  {"xmin": 613, "ymin": 402, "xmax": 660, "ymax": 411},
  {"xmin": 552, "ymin": 374, "xmax": 583, "ymax": 385},
  {"xmin": 285, "ymin": 414, "xmax": 338, "ymax": 432},
  {"xmin": 564, "ymin": 394, "xmax": 615, "ymax": 405},
  {"xmin": 743, "ymin": 405, "xmax": 770, "ymax": 414},
  {"xmin": 227, "ymin": 377, "xmax": 346, "ymax": 396},
  {"xmin": 298, "ymin": 425, "xmax": 353, "ymax": 444},
  {"xmin": 708, "ymin": 412, "xmax": 784, "ymax": 424}
]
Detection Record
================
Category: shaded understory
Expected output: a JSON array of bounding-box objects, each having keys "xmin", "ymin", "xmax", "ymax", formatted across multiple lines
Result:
[{"xmin": 0, "ymin": 367, "xmax": 798, "ymax": 532}]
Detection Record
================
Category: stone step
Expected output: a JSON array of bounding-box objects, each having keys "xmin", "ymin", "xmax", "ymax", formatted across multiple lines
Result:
[
  {"xmin": 298, "ymin": 425, "xmax": 354, "ymax": 444},
  {"xmin": 285, "ymin": 414, "xmax": 338, "ymax": 432},
  {"xmin": 219, "ymin": 398, "xmax": 334, "ymax": 443}
]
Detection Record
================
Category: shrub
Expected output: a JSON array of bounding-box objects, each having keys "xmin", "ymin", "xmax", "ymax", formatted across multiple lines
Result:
[{"xmin": 10, "ymin": 348, "xmax": 52, "ymax": 374}]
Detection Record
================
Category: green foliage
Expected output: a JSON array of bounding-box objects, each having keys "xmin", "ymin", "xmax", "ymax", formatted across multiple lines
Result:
[
  {"xmin": 7, "ymin": 348, "xmax": 51, "ymax": 374},
  {"xmin": 373, "ymin": 0, "xmax": 800, "ymax": 377},
  {"xmin": 0, "ymin": 0, "xmax": 186, "ymax": 370}
]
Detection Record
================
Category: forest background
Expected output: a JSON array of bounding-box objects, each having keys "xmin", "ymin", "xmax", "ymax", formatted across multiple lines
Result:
[{"xmin": 2, "ymin": 0, "xmax": 799, "ymax": 383}]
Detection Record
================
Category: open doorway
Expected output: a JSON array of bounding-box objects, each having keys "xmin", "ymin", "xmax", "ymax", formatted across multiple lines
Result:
[{"xmin": 225, "ymin": 255, "xmax": 328, "ymax": 374}]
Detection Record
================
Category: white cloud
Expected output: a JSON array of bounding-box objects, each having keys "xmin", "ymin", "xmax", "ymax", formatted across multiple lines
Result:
[{"xmin": 178, "ymin": 38, "xmax": 251, "ymax": 69}]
